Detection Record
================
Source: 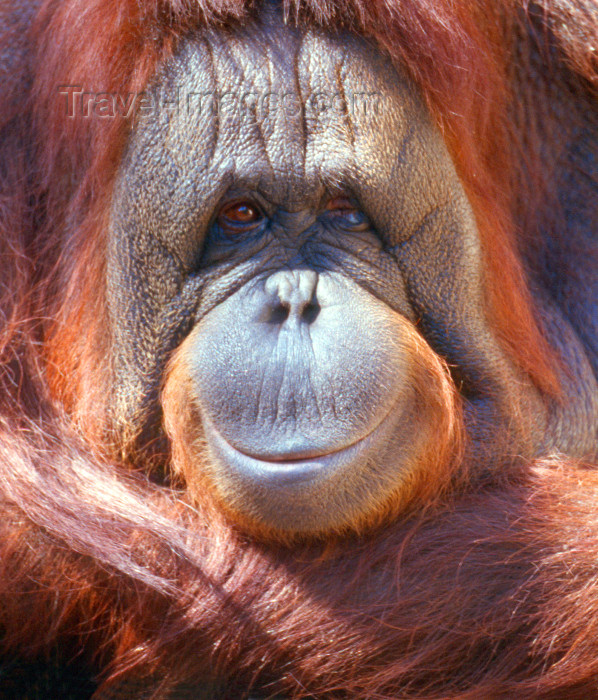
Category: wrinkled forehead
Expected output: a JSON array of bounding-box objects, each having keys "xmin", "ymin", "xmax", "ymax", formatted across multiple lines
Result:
[
  {"xmin": 139, "ymin": 9, "xmax": 430, "ymax": 208},
  {"xmin": 116, "ymin": 7, "xmax": 459, "ymax": 248}
]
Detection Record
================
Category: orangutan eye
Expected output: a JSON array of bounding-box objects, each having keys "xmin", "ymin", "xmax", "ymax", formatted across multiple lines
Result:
[
  {"xmin": 218, "ymin": 201, "xmax": 264, "ymax": 230},
  {"xmin": 325, "ymin": 196, "xmax": 358, "ymax": 213},
  {"xmin": 324, "ymin": 196, "xmax": 369, "ymax": 229}
]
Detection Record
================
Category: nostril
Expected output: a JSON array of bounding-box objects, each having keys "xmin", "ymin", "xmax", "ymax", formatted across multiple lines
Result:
[
  {"xmin": 302, "ymin": 302, "xmax": 320, "ymax": 324},
  {"xmin": 265, "ymin": 301, "xmax": 320, "ymax": 325},
  {"xmin": 268, "ymin": 302, "xmax": 291, "ymax": 324},
  {"xmin": 263, "ymin": 270, "xmax": 320, "ymax": 326}
]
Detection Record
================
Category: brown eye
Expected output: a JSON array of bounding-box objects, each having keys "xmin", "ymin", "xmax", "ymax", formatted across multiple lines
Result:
[
  {"xmin": 324, "ymin": 196, "xmax": 369, "ymax": 230},
  {"xmin": 218, "ymin": 201, "xmax": 263, "ymax": 229},
  {"xmin": 325, "ymin": 196, "xmax": 358, "ymax": 214}
]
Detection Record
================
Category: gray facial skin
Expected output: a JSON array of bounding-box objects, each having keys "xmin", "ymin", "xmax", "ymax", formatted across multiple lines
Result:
[{"xmin": 107, "ymin": 4, "xmax": 598, "ymax": 534}]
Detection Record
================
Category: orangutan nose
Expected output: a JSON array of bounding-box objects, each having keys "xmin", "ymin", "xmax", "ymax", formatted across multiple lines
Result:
[{"xmin": 263, "ymin": 269, "xmax": 321, "ymax": 326}]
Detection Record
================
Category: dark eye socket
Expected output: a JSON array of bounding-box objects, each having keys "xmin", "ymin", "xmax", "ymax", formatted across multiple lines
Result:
[{"xmin": 218, "ymin": 200, "xmax": 264, "ymax": 230}]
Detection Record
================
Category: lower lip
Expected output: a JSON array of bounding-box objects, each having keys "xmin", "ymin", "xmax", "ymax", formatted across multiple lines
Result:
[{"xmin": 202, "ymin": 418, "xmax": 377, "ymax": 486}]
